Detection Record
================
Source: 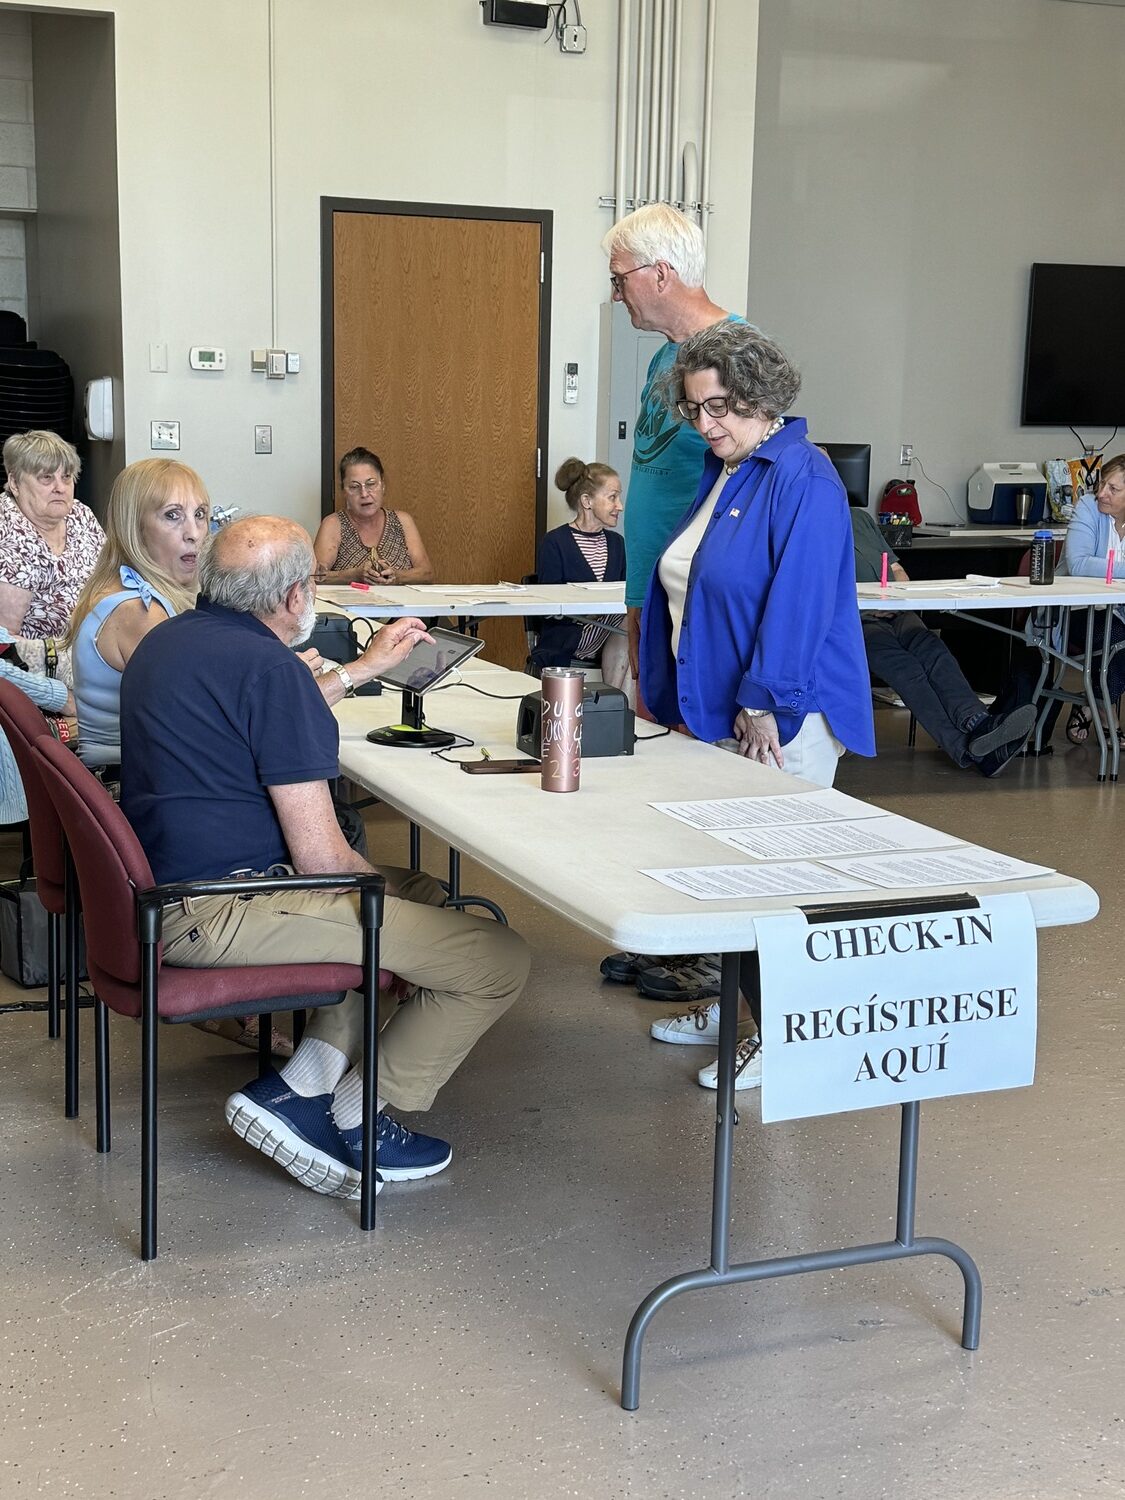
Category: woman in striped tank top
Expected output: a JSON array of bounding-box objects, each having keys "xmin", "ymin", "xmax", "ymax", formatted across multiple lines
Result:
[
  {"xmin": 529, "ymin": 457, "xmax": 629, "ymax": 694},
  {"xmin": 313, "ymin": 446, "xmax": 434, "ymax": 586}
]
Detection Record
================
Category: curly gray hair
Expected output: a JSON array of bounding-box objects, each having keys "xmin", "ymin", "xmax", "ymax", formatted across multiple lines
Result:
[{"xmin": 659, "ymin": 321, "xmax": 801, "ymax": 420}]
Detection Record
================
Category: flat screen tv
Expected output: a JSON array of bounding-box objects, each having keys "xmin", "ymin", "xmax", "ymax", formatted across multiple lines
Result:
[{"xmin": 1021, "ymin": 263, "xmax": 1125, "ymax": 427}]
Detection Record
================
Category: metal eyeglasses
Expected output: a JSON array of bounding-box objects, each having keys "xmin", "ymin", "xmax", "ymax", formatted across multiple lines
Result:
[
  {"xmin": 675, "ymin": 396, "xmax": 740, "ymax": 422},
  {"xmin": 609, "ymin": 264, "xmax": 654, "ymax": 295}
]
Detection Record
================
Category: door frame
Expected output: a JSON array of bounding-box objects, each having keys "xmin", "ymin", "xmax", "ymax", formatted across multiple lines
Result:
[{"xmin": 319, "ymin": 196, "xmax": 553, "ymax": 542}]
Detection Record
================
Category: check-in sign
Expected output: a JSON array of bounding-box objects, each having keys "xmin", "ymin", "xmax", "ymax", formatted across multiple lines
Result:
[{"xmin": 757, "ymin": 894, "xmax": 1038, "ymax": 1123}]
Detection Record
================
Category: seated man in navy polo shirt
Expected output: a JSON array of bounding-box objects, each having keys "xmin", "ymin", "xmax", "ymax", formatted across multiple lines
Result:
[{"xmin": 121, "ymin": 516, "xmax": 531, "ymax": 1199}]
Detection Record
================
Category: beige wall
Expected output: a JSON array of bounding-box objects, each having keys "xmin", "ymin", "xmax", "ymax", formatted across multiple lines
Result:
[
  {"xmin": 0, "ymin": 8, "xmax": 34, "ymax": 325},
  {"xmin": 749, "ymin": 0, "xmax": 1125, "ymax": 518},
  {"xmin": 31, "ymin": 11, "xmax": 124, "ymax": 502},
  {"xmin": 0, "ymin": 0, "xmax": 759, "ymax": 532}
]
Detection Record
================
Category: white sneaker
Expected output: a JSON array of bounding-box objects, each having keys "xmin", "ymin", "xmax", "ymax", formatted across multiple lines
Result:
[
  {"xmin": 696, "ymin": 1037, "xmax": 763, "ymax": 1091},
  {"xmin": 650, "ymin": 1001, "xmax": 753, "ymax": 1047}
]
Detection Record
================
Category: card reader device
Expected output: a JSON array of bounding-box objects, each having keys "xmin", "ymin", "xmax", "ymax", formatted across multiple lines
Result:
[{"xmin": 515, "ymin": 684, "xmax": 635, "ymax": 759}]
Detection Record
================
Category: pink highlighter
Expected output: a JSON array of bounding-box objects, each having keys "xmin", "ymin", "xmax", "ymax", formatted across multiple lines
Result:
[
  {"xmin": 350, "ymin": 581, "xmax": 371, "ymax": 591},
  {"xmin": 880, "ymin": 552, "xmax": 889, "ymax": 589},
  {"xmin": 1106, "ymin": 547, "xmax": 1115, "ymax": 586}
]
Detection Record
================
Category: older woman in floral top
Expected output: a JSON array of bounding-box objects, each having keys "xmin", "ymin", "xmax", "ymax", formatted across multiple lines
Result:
[{"xmin": 0, "ymin": 430, "xmax": 105, "ymax": 640}]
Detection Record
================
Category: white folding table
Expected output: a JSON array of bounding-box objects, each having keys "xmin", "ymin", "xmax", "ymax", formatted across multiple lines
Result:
[
  {"xmin": 333, "ymin": 664, "xmax": 1098, "ymax": 1408},
  {"xmin": 317, "ymin": 581, "xmax": 624, "ymax": 621},
  {"xmin": 858, "ymin": 575, "xmax": 1125, "ymax": 780}
]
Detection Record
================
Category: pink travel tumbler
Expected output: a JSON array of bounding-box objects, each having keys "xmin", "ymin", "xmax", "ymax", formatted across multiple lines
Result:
[{"xmin": 540, "ymin": 668, "xmax": 584, "ymax": 792}]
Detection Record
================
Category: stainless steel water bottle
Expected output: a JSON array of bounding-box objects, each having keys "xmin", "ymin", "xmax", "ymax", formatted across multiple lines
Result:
[
  {"xmin": 540, "ymin": 668, "xmax": 584, "ymax": 792},
  {"xmin": 1029, "ymin": 530, "xmax": 1055, "ymax": 585}
]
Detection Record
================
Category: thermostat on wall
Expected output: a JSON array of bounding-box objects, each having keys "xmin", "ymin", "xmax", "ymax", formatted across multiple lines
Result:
[{"xmin": 189, "ymin": 346, "xmax": 226, "ymax": 371}]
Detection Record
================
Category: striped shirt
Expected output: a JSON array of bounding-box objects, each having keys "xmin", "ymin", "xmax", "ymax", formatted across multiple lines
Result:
[{"xmin": 569, "ymin": 526, "xmax": 613, "ymax": 659}]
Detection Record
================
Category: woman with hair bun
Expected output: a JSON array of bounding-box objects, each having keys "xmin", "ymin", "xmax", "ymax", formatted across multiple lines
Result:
[{"xmin": 528, "ymin": 457, "xmax": 629, "ymax": 691}]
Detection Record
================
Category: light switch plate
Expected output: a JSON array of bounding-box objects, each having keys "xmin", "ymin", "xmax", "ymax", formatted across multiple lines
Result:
[
  {"xmin": 254, "ymin": 424, "xmax": 272, "ymax": 454},
  {"xmin": 148, "ymin": 342, "xmax": 168, "ymax": 373},
  {"xmin": 150, "ymin": 420, "xmax": 180, "ymax": 451}
]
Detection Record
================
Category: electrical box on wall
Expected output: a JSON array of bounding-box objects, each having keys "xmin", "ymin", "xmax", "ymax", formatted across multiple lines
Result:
[
  {"xmin": 598, "ymin": 300, "xmax": 664, "ymax": 484},
  {"xmin": 480, "ymin": 1, "xmax": 549, "ymax": 30}
]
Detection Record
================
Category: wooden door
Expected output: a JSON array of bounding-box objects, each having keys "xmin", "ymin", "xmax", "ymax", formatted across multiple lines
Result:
[{"xmin": 327, "ymin": 204, "xmax": 550, "ymax": 669}]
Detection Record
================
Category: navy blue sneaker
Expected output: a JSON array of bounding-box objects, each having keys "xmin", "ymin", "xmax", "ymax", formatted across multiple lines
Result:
[
  {"xmin": 339, "ymin": 1111, "xmax": 452, "ymax": 1182},
  {"xmin": 225, "ymin": 1068, "xmax": 380, "ymax": 1199}
]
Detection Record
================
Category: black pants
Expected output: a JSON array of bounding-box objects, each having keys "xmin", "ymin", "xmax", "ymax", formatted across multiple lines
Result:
[{"xmin": 862, "ymin": 612, "xmax": 984, "ymax": 767}]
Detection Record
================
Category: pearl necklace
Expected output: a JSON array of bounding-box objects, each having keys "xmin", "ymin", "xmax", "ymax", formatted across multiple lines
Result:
[{"xmin": 724, "ymin": 416, "xmax": 784, "ymax": 476}]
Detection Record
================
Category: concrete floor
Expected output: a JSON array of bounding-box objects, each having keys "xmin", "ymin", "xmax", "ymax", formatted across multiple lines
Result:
[{"xmin": 0, "ymin": 715, "xmax": 1121, "ymax": 1500}]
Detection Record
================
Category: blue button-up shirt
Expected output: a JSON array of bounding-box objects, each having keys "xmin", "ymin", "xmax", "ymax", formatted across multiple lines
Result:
[{"xmin": 639, "ymin": 417, "xmax": 876, "ymax": 754}]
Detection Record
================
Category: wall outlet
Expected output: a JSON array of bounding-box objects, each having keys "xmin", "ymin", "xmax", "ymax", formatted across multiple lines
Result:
[
  {"xmin": 900, "ymin": 443, "xmax": 914, "ymax": 466},
  {"xmin": 560, "ymin": 22, "xmax": 587, "ymax": 52},
  {"xmin": 150, "ymin": 420, "xmax": 180, "ymax": 451}
]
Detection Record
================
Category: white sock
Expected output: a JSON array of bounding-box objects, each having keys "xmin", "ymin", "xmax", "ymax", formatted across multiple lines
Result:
[
  {"xmin": 331, "ymin": 1064, "xmax": 385, "ymax": 1131},
  {"xmin": 279, "ymin": 1037, "xmax": 349, "ymax": 1098}
]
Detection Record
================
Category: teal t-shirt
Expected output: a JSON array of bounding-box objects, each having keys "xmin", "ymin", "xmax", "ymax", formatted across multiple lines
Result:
[{"xmin": 623, "ymin": 315, "xmax": 747, "ymax": 607}]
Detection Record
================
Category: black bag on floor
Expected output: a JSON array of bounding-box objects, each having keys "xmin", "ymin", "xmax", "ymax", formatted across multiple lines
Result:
[{"xmin": 0, "ymin": 865, "xmax": 87, "ymax": 988}]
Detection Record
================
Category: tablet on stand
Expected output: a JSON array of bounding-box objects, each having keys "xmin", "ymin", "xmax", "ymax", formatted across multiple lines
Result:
[{"xmin": 366, "ymin": 626, "xmax": 486, "ymax": 749}]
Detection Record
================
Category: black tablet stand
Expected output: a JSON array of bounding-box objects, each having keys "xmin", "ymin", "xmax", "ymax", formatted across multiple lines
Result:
[{"xmin": 365, "ymin": 689, "xmax": 455, "ymax": 749}]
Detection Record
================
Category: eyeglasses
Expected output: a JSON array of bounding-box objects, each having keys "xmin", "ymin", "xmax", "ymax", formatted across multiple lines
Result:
[
  {"xmin": 609, "ymin": 263, "xmax": 654, "ymax": 295},
  {"xmin": 344, "ymin": 478, "xmax": 381, "ymax": 495},
  {"xmin": 676, "ymin": 396, "xmax": 741, "ymax": 422}
]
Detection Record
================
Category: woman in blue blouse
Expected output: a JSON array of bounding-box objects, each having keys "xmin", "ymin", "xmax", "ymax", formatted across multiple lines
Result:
[
  {"xmin": 640, "ymin": 320, "xmax": 874, "ymax": 787},
  {"xmin": 640, "ymin": 321, "xmax": 875, "ymax": 1094}
]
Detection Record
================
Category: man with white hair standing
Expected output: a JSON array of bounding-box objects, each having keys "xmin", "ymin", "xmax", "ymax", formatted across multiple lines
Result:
[{"xmin": 599, "ymin": 203, "xmax": 746, "ymax": 1005}]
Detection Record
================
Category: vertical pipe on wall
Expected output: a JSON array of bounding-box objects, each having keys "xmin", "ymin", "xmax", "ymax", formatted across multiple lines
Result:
[
  {"xmin": 668, "ymin": 0, "xmax": 683, "ymax": 204},
  {"xmin": 646, "ymin": 0, "xmax": 662, "ymax": 202},
  {"xmin": 614, "ymin": 0, "xmax": 631, "ymax": 221},
  {"xmin": 267, "ymin": 0, "xmax": 278, "ymax": 344},
  {"xmin": 699, "ymin": 0, "xmax": 717, "ymax": 236},
  {"xmin": 655, "ymin": 0, "xmax": 669, "ymax": 203},
  {"xmin": 632, "ymin": 0, "xmax": 647, "ymax": 208}
]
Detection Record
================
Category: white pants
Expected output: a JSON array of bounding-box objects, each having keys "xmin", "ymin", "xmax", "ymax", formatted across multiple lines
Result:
[{"xmin": 716, "ymin": 711, "xmax": 843, "ymax": 788}]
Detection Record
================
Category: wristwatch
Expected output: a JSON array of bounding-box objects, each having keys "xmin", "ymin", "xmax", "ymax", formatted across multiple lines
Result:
[
  {"xmin": 330, "ymin": 664, "xmax": 357, "ymax": 698},
  {"xmin": 740, "ymin": 707, "xmax": 771, "ymax": 719}
]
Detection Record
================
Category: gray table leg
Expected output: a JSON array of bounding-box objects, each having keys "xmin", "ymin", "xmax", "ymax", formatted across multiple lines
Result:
[{"xmin": 619, "ymin": 955, "xmax": 982, "ymax": 1412}]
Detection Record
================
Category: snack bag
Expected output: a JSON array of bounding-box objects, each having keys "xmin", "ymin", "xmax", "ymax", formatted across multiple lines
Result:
[{"xmin": 1044, "ymin": 459, "xmax": 1074, "ymax": 522}]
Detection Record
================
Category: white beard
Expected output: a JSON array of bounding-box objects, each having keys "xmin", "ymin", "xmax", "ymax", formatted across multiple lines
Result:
[{"xmin": 292, "ymin": 593, "xmax": 318, "ymax": 647}]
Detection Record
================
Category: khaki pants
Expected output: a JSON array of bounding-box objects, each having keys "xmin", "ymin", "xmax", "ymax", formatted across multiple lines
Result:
[{"xmin": 162, "ymin": 866, "xmax": 530, "ymax": 1112}]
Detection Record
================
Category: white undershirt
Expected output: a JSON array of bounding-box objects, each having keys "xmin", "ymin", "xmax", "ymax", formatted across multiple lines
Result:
[{"xmin": 658, "ymin": 470, "xmax": 727, "ymax": 655}]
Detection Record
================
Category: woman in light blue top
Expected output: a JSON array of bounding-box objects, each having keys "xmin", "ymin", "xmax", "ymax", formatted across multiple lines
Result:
[
  {"xmin": 68, "ymin": 459, "xmax": 209, "ymax": 769},
  {"xmin": 1061, "ymin": 454, "xmax": 1125, "ymax": 744},
  {"xmin": 66, "ymin": 459, "xmax": 292, "ymax": 1058}
]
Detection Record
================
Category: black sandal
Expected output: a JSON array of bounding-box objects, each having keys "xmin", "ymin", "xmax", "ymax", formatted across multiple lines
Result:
[{"xmin": 1066, "ymin": 706, "xmax": 1092, "ymax": 744}]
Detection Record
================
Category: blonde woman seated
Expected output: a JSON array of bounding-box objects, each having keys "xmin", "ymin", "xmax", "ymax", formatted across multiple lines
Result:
[
  {"xmin": 67, "ymin": 457, "xmax": 291, "ymax": 1058},
  {"xmin": 313, "ymin": 447, "xmax": 434, "ymax": 586},
  {"xmin": 68, "ymin": 459, "xmax": 210, "ymax": 770},
  {"xmin": 528, "ymin": 457, "xmax": 629, "ymax": 692}
]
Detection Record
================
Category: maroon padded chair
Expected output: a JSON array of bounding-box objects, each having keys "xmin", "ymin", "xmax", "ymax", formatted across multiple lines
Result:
[
  {"xmin": 0, "ymin": 682, "xmax": 77, "ymax": 1103},
  {"xmin": 32, "ymin": 735, "xmax": 385, "ymax": 1260}
]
